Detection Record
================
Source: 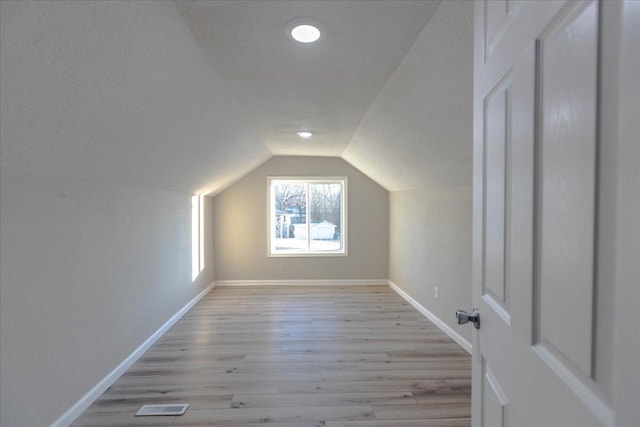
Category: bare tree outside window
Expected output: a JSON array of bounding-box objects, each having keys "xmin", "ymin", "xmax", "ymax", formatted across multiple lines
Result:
[
  {"xmin": 274, "ymin": 183, "xmax": 306, "ymax": 220},
  {"xmin": 310, "ymin": 183, "xmax": 341, "ymax": 231}
]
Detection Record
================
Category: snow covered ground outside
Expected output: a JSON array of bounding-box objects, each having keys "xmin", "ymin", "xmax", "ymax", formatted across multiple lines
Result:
[{"xmin": 274, "ymin": 238, "xmax": 341, "ymax": 251}]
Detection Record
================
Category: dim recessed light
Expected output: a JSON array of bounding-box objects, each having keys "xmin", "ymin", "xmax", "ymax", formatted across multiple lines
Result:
[
  {"xmin": 291, "ymin": 24, "xmax": 321, "ymax": 43},
  {"xmin": 297, "ymin": 131, "xmax": 313, "ymax": 139}
]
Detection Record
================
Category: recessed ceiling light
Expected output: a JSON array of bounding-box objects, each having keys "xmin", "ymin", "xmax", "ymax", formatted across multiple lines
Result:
[
  {"xmin": 286, "ymin": 18, "xmax": 325, "ymax": 44},
  {"xmin": 297, "ymin": 131, "xmax": 313, "ymax": 139},
  {"xmin": 291, "ymin": 24, "xmax": 321, "ymax": 43}
]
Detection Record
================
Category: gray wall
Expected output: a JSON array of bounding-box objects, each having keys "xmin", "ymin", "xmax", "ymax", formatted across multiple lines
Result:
[
  {"xmin": 390, "ymin": 187, "xmax": 472, "ymax": 342},
  {"xmin": 213, "ymin": 156, "xmax": 388, "ymax": 281},
  {"xmin": 0, "ymin": 167, "xmax": 215, "ymax": 427},
  {"xmin": 345, "ymin": 1, "xmax": 474, "ymax": 343}
]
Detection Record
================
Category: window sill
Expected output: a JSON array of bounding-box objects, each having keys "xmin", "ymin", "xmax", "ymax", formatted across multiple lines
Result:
[{"xmin": 268, "ymin": 250, "xmax": 348, "ymax": 258}]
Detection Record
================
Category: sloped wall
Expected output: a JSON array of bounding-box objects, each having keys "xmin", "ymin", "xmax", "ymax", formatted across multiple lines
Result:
[
  {"xmin": 1, "ymin": 2, "xmax": 228, "ymax": 425},
  {"xmin": 213, "ymin": 156, "xmax": 388, "ymax": 281},
  {"xmin": 0, "ymin": 0, "xmax": 270, "ymax": 197},
  {"xmin": 343, "ymin": 0, "xmax": 474, "ymax": 343}
]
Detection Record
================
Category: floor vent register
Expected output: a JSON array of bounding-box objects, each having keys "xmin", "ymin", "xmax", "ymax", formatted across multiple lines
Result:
[{"xmin": 135, "ymin": 403, "xmax": 189, "ymax": 416}]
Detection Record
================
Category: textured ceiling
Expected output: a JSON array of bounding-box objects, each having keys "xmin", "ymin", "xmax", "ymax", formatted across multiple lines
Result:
[
  {"xmin": 0, "ymin": 0, "xmax": 472, "ymax": 196},
  {"xmin": 174, "ymin": 0, "xmax": 441, "ymax": 157}
]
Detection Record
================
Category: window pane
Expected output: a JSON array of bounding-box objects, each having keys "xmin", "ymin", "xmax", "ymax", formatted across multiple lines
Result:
[
  {"xmin": 269, "ymin": 178, "xmax": 345, "ymax": 256},
  {"xmin": 309, "ymin": 183, "xmax": 342, "ymax": 251},
  {"xmin": 273, "ymin": 182, "xmax": 307, "ymax": 251}
]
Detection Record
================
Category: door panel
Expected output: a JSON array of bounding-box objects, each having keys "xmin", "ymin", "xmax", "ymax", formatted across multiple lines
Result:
[
  {"xmin": 535, "ymin": 0, "xmax": 599, "ymax": 379},
  {"xmin": 483, "ymin": 71, "xmax": 512, "ymax": 319},
  {"xmin": 482, "ymin": 359, "xmax": 509, "ymax": 427}
]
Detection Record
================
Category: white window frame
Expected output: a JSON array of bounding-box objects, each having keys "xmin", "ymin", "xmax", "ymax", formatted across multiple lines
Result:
[{"xmin": 268, "ymin": 176, "xmax": 347, "ymax": 257}]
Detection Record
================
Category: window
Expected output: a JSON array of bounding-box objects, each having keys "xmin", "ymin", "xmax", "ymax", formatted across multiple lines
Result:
[{"xmin": 269, "ymin": 177, "xmax": 347, "ymax": 256}]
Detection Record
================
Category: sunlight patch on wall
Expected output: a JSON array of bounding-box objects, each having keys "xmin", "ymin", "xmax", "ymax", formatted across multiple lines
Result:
[
  {"xmin": 192, "ymin": 194, "xmax": 205, "ymax": 281},
  {"xmin": 199, "ymin": 194, "xmax": 205, "ymax": 273}
]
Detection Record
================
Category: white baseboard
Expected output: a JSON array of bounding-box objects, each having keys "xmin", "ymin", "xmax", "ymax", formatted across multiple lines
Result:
[
  {"xmin": 388, "ymin": 280, "xmax": 472, "ymax": 354},
  {"xmin": 215, "ymin": 279, "xmax": 388, "ymax": 286},
  {"xmin": 50, "ymin": 282, "xmax": 215, "ymax": 427}
]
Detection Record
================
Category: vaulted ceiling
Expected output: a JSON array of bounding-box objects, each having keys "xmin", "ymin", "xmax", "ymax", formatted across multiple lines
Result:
[
  {"xmin": 174, "ymin": 0, "xmax": 440, "ymax": 158},
  {"xmin": 0, "ymin": 0, "xmax": 472, "ymax": 195}
]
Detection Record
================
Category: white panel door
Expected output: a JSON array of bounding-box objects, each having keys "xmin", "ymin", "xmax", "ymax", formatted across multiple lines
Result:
[{"xmin": 470, "ymin": 1, "xmax": 637, "ymax": 426}]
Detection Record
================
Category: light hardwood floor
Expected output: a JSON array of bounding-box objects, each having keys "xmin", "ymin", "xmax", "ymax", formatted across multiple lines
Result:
[{"xmin": 72, "ymin": 285, "xmax": 471, "ymax": 426}]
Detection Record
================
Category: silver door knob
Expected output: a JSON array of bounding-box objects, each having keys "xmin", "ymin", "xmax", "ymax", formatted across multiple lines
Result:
[{"xmin": 456, "ymin": 308, "xmax": 480, "ymax": 329}]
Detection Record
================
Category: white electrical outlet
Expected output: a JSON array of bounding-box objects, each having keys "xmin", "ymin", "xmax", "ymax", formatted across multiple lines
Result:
[{"xmin": 434, "ymin": 287, "xmax": 439, "ymax": 300}]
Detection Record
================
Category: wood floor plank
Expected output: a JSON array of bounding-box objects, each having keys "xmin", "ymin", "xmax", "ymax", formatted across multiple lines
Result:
[
  {"xmin": 321, "ymin": 369, "xmax": 471, "ymax": 382},
  {"xmin": 230, "ymin": 392, "xmax": 416, "ymax": 408},
  {"xmin": 278, "ymin": 378, "xmax": 471, "ymax": 394},
  {"xmin": 183, "ymin": 423, "xmax": 321, "ymax": 427},
  {"xmin": 168, "ymin": 405, "xmax": 375, "ymax": 425},
  {"xmin": 324, "ymin": 419, "xmax": 471, "ymax": 427},
  {"xmin": 354, "ymin": 359, "xmax": 471, "ymax": 371},
  {"xmin": 244, "ymin": 352, "xmax": 390, "ymax": 363},
  {"xmin": 104, "ymin": 382, "xmax": 279, "ymax": 396},
  {"xmin": 126, "ymin": 361, "xmax": 358, "ymax": 374},
  {"xmin": 71, "ymin": 412, "xmax": 176, "ymax": 427},
  {"xmin": 83, "ymin": 395, "xmax": 232, "ymax": 414},
  {"xmin": 373, "ymin": 402, "xmax": 472, "ymax": 420},
  {"xmin": 72, "ymin": 285, "xmax": 471, "ymax": 426}
]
